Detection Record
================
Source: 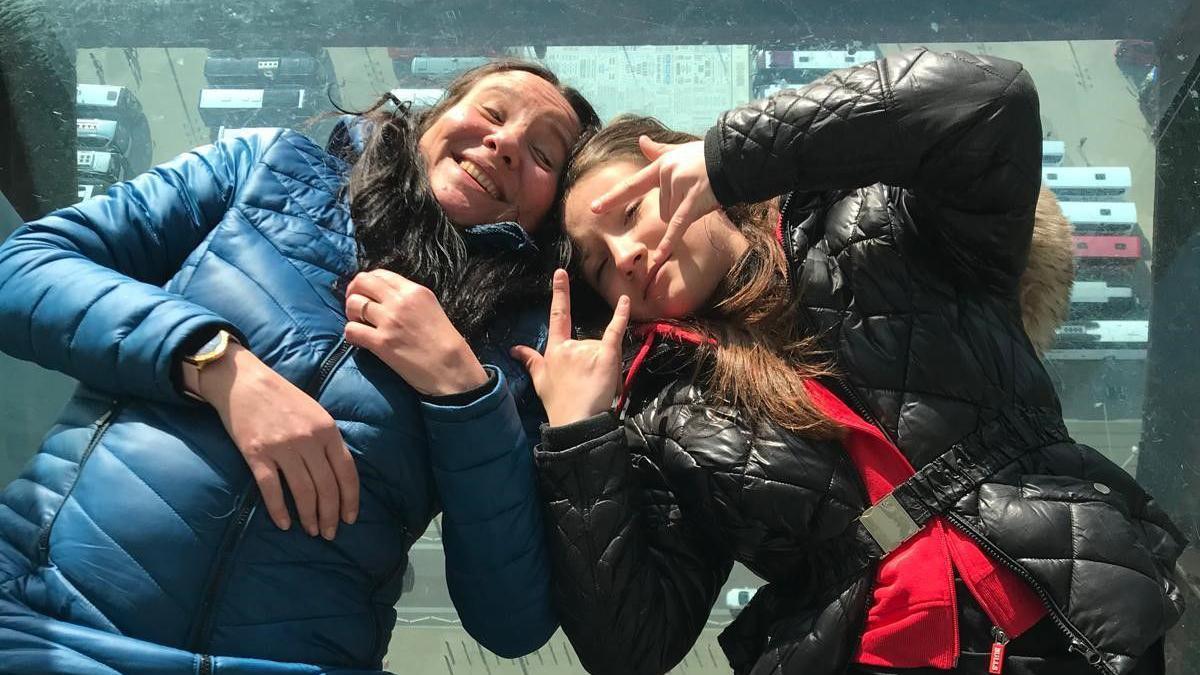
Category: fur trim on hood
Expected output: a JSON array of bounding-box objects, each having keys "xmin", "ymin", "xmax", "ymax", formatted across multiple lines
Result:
[{"xmin": 1019, "ymin": 187, "xmax": 1076, "ymax": 353}]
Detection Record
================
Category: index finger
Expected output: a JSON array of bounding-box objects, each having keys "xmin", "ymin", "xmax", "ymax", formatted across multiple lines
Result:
[
  {"xmin": 591, "ymin": 161, "xmax": 659, "ymax": 214},
  {"xmin": 547, "ymin": 268, "xmax": 573, "ymax": 345},
  {"xmin": 366, "ymin": 269, "xmax": 410, "ymax": 292},
  {"xmin": 346, "ymin": 271, "xmax": 389, "ymax": 302}
]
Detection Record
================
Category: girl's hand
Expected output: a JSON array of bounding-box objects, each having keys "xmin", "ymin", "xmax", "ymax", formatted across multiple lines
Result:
[
  {"xmin": 511, "ymin": 269, "xmax": 630, "ymax": 427},
  {"xmin": 589, "ymin": 137, "xmax": 719, "ymax": 278},
  {"xmin": 344, "ymin": 270, "xmax": 489, "ymax": 397}
]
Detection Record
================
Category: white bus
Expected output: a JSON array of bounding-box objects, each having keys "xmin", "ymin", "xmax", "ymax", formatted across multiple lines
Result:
[
  {"xmin": 755, "ymin": 49, "xmax": 878, "ymax": 70},
  {"xmin": 1042, "ymin": 166, "xmax": 1132, "ymax": 201},
  {"xmin": 77, "ymin": 84, "xmax": 143, "ymax": 119},
  {"xmin": 198, "ymin": 88, "xmax": 317, "ymax": 129},
  {"xmin": 389, "ymin": 88, "xmax": 445, "ymax": 111},
  {"xmin": 1070, "ymin": 281, "xmax": 1137, "ymax": 318},
  {"xmin": 204, "ymin": 50, "xmax": 335, "ymax": 87},
  {"xmin": 410, "ymin": 57, "xmax": 491, "ymax": 77},
  {"xmin": 1042, "ymin": 140, "xmax": 1065, "ymax": 166},
  {"xmin": 1059, "ymin": 202, "xmax": 1138, "ymax": 235},
  {"xmin": 77, "ymin": 150, "xmax": 129, "ymax": 186},
  {"xmin": 1054, "ymin": 319, "xmax": 1148, "ymax": 348}
]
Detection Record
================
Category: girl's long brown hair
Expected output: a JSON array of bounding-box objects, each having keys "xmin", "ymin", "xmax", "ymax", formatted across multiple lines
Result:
[
  {"xmin": 341, "ymin": 59, "xmax": 600, "ymax": 342},
  {"xmin": 564, "ymin": 115, "xmax": 840, "ymax": 438}
]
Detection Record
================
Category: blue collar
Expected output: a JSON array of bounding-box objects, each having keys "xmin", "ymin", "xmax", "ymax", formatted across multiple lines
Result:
[{"xmin": 462, "ymin": 221, "xmax": 539, "ymax": 255}]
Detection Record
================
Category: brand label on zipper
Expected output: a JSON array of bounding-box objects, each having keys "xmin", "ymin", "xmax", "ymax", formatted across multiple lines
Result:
[{"xmin": 989, "ymin": 627, "xmax": 1010, "ymax": 674}]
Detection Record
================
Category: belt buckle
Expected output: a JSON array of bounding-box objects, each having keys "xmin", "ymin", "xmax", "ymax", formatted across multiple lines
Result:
[{"xmin": 858, "ymin": 493, "xmax": 920, "ymax": 556}]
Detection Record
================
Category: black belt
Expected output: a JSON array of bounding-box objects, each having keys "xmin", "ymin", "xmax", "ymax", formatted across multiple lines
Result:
[{"xmin": 805, "ymin": 405, "xmax": 1072, "ymax": 594}]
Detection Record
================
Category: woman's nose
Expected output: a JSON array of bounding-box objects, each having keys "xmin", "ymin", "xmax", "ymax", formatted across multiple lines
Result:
[{"xmin": 484, "ymin": 130, "xmax": 518, "ymax": 168}]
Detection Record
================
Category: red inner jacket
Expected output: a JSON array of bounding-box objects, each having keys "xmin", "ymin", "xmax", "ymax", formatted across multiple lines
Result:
[{"xmin": 803, "ymin": 380, "xmax": 1046, "ymax": 669}]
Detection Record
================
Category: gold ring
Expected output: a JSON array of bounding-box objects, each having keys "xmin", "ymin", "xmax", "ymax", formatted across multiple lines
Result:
[{"xmin": 359, "ymin": 298, "xmax": 371, "ymax": 324}]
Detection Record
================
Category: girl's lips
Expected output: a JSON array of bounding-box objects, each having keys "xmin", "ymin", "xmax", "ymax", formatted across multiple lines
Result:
[{"xmin": 643, "ymin": 256, "xmax": 669, "ymax": 300}]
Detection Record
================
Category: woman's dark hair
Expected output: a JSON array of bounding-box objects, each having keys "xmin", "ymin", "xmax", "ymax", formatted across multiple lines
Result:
[
  {"xmin": 562, "ymin": 115, "xmax": 840, "ymax": 438},
  {"xmin": 345, "ymin": 59, "xmax": 600, "ymax": 342}
]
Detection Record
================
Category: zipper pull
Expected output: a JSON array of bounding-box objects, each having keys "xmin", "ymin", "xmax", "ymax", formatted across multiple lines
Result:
[{"xmin": 988, "ymin": 626, "xmax": 1010, "ymax": 675}]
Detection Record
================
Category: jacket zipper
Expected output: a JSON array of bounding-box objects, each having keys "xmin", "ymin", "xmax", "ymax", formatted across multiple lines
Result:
[
  {"xmin": 198, "ymin": 654, "xmax": 213, "ymax": 675},
  {"xmin": 945, "ymin": 512, "xmax": 1111, "ymax": 674},
  {"xmin": 989, "ymin": 626, "xmax": 1010, "ymax": 674},
  {"xmin": 38, "ymin": 402, "xmax": 121, "ymax": 564},
  {"xmin": 777, "ymin": 193, "xmax": 898, "ymax": 449},
  {"xmin": 824, "ymin": 375, "xmax": 901, "ymax": 448},
  {"xmin": 777, "ymin": 193, "xmax": 797, "ymax": 294},
  {"xmin": 189, "ymin": 339, "xmax": 354, "ymax": 652},
  {"xmin": 308, "ymin": 339, "xmax": 355, "ymax": 397}
]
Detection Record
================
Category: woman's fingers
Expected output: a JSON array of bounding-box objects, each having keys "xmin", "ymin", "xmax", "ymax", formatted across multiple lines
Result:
[
  {"xmin": 276, "ymin": 453, "xmax": 319, "ymax": 537},
  {"xmin": 547, "ymin": 269, "xmax": 573, "ymax": 345},
  {"xmin": 250, "ymin": 460, "xmax": 291, "ymax": 531},
  {"xmin": 300, "ymin": 448, "xmax": 342, "ymax": 540},
  {"xmin": 345, "ymin": 293, "xmax": 374, "ymax": 326},
  {"xmin": 328, "ymin": 444, "xmax": 360, "ymax": 525}
]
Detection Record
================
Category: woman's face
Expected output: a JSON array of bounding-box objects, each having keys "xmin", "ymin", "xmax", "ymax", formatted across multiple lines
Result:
[
  {"xmin": 418, "ymin": 70, "xmax": 582, "ymax": 232},
  {"xmin": 564, "ymin": 161, "xmax": 749, "ymax": 321}
]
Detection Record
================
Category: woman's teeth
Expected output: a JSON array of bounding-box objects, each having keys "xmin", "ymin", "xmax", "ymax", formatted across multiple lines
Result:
[{"xmin": 460, "ymin": 160, "xmax": 502, "ymax": 200}]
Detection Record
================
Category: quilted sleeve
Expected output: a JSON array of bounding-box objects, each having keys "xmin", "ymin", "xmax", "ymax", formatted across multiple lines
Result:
[
  {"xmin": 535, "ymin": 411, "xmax": 734, "ymax": 675},
  {"xmin": 420, "ymin": 365, "xmax": 556, "ymax": 658},
  {"xmin": 706, "ymin": 48, "xmax": 1042, "ymax": 281},
  {"xmin": 0, "ymin": 129, "xmax": 285, "ymax": 403}
]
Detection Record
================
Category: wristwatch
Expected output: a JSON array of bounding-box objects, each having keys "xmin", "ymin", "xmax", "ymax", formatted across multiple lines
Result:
[{"xmin": 180, "ymin": 329, "xmax": 240, "ymax": 401}]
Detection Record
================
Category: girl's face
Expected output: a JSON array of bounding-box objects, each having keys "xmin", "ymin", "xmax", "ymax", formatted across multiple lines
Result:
[
  {"xmin": 564, "ymin": 161, "xmax": 749, "ymax": 321},
  {"xmin": 419, "ymin": 70, "xmax": 581, "ymax": 232}
]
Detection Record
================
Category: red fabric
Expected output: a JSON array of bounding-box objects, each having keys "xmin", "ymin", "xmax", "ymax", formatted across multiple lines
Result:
[{"xmin": 803, "ymin": 381, "xmax": 1046, "ymax": 669}]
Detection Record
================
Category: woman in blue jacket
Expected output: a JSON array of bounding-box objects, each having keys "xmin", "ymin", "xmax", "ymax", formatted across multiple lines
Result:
[{"xmin": 0, "ymin": 60, "xmax": 599, "ymax": 674}]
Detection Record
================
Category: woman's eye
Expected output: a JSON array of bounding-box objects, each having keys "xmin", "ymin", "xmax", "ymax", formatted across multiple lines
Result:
[
  {"xmin": 533, "ymin": 147, "xmax": 553, "ymax": 169},
  {"xmin": 483, "ymin": 106, "xmax": 503, "ymax": 123}
]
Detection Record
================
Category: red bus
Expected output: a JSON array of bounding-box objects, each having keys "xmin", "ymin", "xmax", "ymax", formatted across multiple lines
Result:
[{"xmin": 1072, "ymin": 235, "xmax": 1142, "ymax": 280}]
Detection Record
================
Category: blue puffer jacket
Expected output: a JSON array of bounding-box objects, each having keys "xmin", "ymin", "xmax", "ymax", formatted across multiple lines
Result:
[{"xmin": 0, "ymin": 128, "xmax": 556, "ymax": 674}]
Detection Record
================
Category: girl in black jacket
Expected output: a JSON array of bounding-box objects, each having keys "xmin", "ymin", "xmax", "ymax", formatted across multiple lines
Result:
[{"xmin": 513, "ymin": 48, "xmax": 1185, "ymax": 675}]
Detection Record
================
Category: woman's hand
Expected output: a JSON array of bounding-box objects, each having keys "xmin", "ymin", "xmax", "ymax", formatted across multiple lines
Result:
[
  {"xmin": 197, "ymin": 343, "xmax": 359, "ymax": 540},
  {"xmin": 589, "ymin": 137, "xmax": 719, "ymax": 277},
  {"xmin": 511, "ymin": 269, "xmax": 630, "ymax": 427},
  {"xmin": 343, "ymin": 270, "xmax": 489, "ymax": 397}
]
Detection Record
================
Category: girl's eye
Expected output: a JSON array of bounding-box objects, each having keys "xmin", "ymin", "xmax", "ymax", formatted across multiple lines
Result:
[
  {"xmin": 483, "ymin": 106, "xmax": 503, "ymax": 123},
  {"xmin": 624, "ymin": 199, "xmax": 642, "ymax": 226}
]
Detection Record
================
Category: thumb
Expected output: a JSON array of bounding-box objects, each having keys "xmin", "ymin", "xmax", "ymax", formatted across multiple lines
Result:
[
  {"xmin": 510, "ymin": 345, "xmax": 545, "ymax": 380},
  {"xmin": 639, "ymin": 135, "xmax": 672, "ymax": 161}
]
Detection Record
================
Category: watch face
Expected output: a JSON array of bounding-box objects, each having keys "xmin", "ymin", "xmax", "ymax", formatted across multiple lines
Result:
[
  {"xmin": 198, "ymin": 331, "xmax": 225, "ymax": 355},
  {"xmin": 191, "ymin": 331, "xmax": 228, "ymax": 362}
]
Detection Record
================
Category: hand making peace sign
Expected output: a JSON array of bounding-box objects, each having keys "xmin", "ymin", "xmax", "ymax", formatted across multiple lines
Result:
[
  {"xmin": 511, "ymin": 269, "xmax": 630, "ymax": 427},
  {"xmin": 588, "ymin": 137, "xmax": 720, "ymax": 278}
]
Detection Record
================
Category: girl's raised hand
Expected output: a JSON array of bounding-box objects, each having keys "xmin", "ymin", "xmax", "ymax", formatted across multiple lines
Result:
[
  {"xmin": 589, "ymin": 136, "xmax": 719, "ymax": 277},
  {"xmin": 511, "ymin": 269, "xmax": 630, "ymax": 427}
]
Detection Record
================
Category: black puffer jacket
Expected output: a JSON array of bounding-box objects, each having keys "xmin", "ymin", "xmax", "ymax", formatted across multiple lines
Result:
[{"xmin": 535, "ymin": 49, "xmax": 1186, "ymax": 675}]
